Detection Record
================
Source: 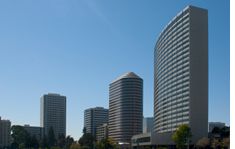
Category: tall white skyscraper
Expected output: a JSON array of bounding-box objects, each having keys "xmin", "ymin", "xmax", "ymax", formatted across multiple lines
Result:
[
  {"xmin": 154, "ymin": 5, "xmax": 208, "ymax": 145},
  {"xmin": 40, "ymin": 93, "xmax": 66, "ymax": 138}
]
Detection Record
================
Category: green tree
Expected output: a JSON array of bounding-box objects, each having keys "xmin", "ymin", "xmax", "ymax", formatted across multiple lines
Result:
[
  {"xmin": 96, "ymin": 137, "xmax": 116, "ymax": 149},
  {"xmin": 40, "ymin": 135, "xmax": 49, "ymax": 148},
  {"xmin": 66, "ymin": 135, "xmax": 75, "ymax": 149},
  {"xmin": 196, "ymin": 137, "xmax": 210, "ymax": 149},
  {"xmin": 57, "ymin": 134, "xmax": 66, "ymax": 148},
  {"xmin": 11, "ymin": 125, "xmax": 30, "ymax": 148},
  {"xmin": 78, "ymin": 133, "xmax": 95, "ymax": 149},
  {"xmin": 30, "ymin": 135, "xmax": 39, "ymax": 149},
  {"xmin": 222, "ymin": 137, "xmax": 230, "ymax": 149},
  {"xmin": 48, "ymin": 127, "xmax": 56, "ymax": 147},
  {"xmin": 172, "ymin": 124, "xmax": 192, "ymax": 149},
  {"xmin": 70, "ymin": 143, "xmax": 82, "ymax": 149}
]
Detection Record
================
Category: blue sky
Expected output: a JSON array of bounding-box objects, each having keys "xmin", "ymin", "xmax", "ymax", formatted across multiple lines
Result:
[{"xmin": 0, "ymin": 0, "xmax": 229, "ymax": 139}]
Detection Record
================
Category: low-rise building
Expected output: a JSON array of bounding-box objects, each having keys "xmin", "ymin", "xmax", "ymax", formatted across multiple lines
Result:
[
  {"xmin": 23, "ymin": 125, "xmax": 43, "ymax": 140},
  {"xmin": 132, "ymin": 132, "xmax": 156, "ymax": 148},
  {"xmin": 96, "ymin": 123, "xmax": 108, "ymax": 141}
]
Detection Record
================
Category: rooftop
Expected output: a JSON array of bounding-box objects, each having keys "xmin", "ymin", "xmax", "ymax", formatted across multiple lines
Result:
[{"xmin": 111, "ymin": 72, "xmax": 141, "ymax": 83}]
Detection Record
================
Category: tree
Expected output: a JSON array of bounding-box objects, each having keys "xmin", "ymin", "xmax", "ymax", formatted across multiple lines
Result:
[
  {"xmin": 78, "ymin": 133, "xmax": 95, "ymax": 149},
  {"xmin": 96, "ymin": 137, "xmax": 116, "ymax": 149},
  {"xmin": 57, "ymin": 134, "xmax": 66, "ymax": 148},
  {"xmin": 30, "ymin": 135, "xmax": 39, "ymax": 149},
  {"xmin": 40, "ymin": 135, "xmax": 49, "ymax": 148},
  {"xmin": 11, "ymin": 125, "xmax": 31, "ymax": 148},
  {"xmin": 66, "ymin": 135, "xmax": 75, "ymax": 149},
  {"xmin": 172, "ymin": 124, "xmax": 192, "ymax": 149},
  {"xmin": 83, "ymin": 127, "xmax": 87, "ymax": 134},
  {"xmin": 48, "ymin": 127, "xmax": 56, "ymax": 147},
  {"xmin": 196, "ymin": 137, "xmax": 209, "ymax": 149},
  {"xmin": 212, "ymin": 127, "xmax": 221, "ymax": 134},
  {"xmin": 222, "ymin": 137, "xmax": 230, "ymax": 148},
  {"xmin": 70, "ymin": 143, "xmax": 82, "ymax": 149},
  {"xmin": 211, "ymin": 138, "xmax": 221, "ymax": 149}
]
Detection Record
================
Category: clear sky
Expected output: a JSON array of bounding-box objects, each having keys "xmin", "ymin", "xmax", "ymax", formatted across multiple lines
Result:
[{"xmin": 0, "ymin": 0, "xmax": 230, "ymax": 140}]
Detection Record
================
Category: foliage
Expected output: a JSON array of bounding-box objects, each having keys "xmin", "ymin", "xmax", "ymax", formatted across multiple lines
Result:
[
  {"xmin": 57, "ymin": 134, "xmax": 66, "ymax": 148},
  {"xmin": 30, "ymin": 135, "xmax": 40, "ymax": 148},
  {"xmin": 172, "ymin": 124, "xmax": 192, "ymax": 149},
  {"xmin": 96, "ymin": 137, "xmax": 116, "ymax": 149},
  {"xmin": 78, "ymin": 133, "xmax": 95, "ymax": 149},
  {"xmin": 48, "ymin": 126, "xmax": 56, "ymax": 147},
  {"xmin": 212, "ymin": 126, "xmax": 230, "ymax": 138},
  {"xmin": 11, "ymin": 125, "xmax": 31, "ymax": 148},
  {"xmin": 70, "ymin": 143, "xmax": 81, "ymax": 149},
  {"xmin": 222, "ymin": 137, "xmax": 230, "ymax": 148},
  {"xmin": 40, "ymin": 135, "xmax": 49, "ymax": 148},
  {"xmin": 157, "ymin": 147, "xmax": 168, "ymax": 149},
  {"xmin": 196, "ymin": 137, "xmax": 209, "ymax": 149},
  {"xmin": 66, "ymin": 135, "xmax": 75, "ymax": 148},
  {"xmin": 211, "ymin": 138, "xmax": 221, "ymax": 149}
]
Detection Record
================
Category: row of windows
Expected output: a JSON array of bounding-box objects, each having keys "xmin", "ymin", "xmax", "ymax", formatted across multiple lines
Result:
[
  {"xmin": 155, "ymin": 88, "xmax": 189, "ymax": 107},
  {"xmin": 157, "ymin": 23, "xmax": 189, "ymax": 55},
  {"xmin": 156, "ymin": 45, "xmax": 189, "ymax": 77},
  {"xmin": 158, "ymin": 75, "xmax": 189, "ymax": 92},
  {"xmin": 156, "ymin": 40, "xmax": 190, "ymax": 73},
  {"xmin": 156, "ymin": 121, "xmax": 189, "ymax": 133},
  {"xmin": 156, "ymin": 33, "xmax": 189, "ymax": 67},
  {"xmin": 157, "ymin": 12, "xmax": 189, "ymax": 48},
  {"xmin": 156, "ymin": 96, "xmax": 189, "ymax": 111},
  {"xmin": 156, "ymin": 117, "xmax": 189, "ymax": 129},
  {"xmin": 156, "ymin": 79, "xmax": 190, "ymax": 100},
  {"xmin": 156, "ymin": 67, "xmax": 190, "ymax": 92},
  {"xmin": 156, "ymin": 116, "xmax": 189, "ymax": 127},
  {"xmin": 158, "ymin": 26, "xmax": 189, "ymax": 56},
  {"xmin": 155, "ymin": 103, "xmax": 189, "ymax": 119},
  {"xmin": 156, "ymin": 65, "xmax": 190, "ymax": 89},
  {"xmin": 157, "ymin": 107, "xmax": 189, "ymax": 121},
  {"xmin": 156, "ymin": 90, "xmax": 189, "ymax": 108},
  {"xmin": 156, "ymin": 106, "xmax": 189, "ymax": 120},
  {"xmin": 157, "ymin": 33, "xmax": 189, "ymax": 65},
  {"xmin": 157, "ymin": 31, "xmax": 189, "ymax": 63}
]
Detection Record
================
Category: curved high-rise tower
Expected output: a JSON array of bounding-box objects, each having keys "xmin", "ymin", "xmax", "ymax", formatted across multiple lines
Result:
[
  {"xmin": 108, "ymin": 72, "xmax": 143, "ymax": 145},
  {"xmin": 154, "ymin": 5, "xmax": 208, "ymax": 144}
]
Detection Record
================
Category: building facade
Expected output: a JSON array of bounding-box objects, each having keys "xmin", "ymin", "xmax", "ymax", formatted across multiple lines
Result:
[
  {"xmin": 108, "ymin": 72, "xmax": 143, "ymax": 145},
  {"xmin": 23, "ymin": 125, "xmax": 43, "ymax": 141},
  {"xmin": 143, "ymin": 117, "xmax": 154, "ymax": 133},
  {"xmin": 96, "ymin": 123, "xmax": 108, "ymax": 141},
  {"xmin": 154, "ymin": 5, "xmax": 208, "ymax": 145},
  {"xmin": 40, "ymin": 93, "xmax": 66, "ymax": 139},
  {"xmin": 0, "ymin": 117, "xmax": 11, "ymax": 148},
  {"xmin": 84, "ymin": 107, "xmax": 108, "ymax": 138}
]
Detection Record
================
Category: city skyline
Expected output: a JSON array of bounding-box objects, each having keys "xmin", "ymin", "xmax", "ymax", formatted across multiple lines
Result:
[{"xmin": 0, "ymin": 0, "xmax": 230, "ymax": 140}]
